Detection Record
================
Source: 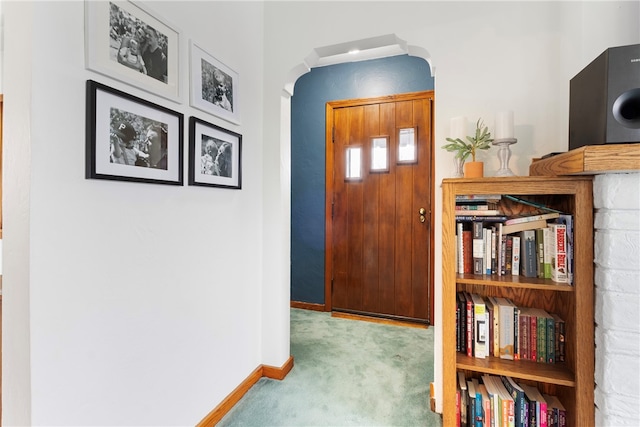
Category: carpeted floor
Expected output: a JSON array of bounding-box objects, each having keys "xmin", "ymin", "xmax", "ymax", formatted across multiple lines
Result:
[{"xmin": 217, "ymin": 308, "xmax": 443, "ymax": 426}]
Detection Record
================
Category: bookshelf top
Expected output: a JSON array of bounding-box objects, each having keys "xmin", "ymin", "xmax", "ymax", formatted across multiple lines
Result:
[
  {"xmin": 442, "ymin": 176, "xmax": 593, "ymax": 197},
  {"xmin": 442, "ymin": 176, "xmax": 594, "ymax": 185}
]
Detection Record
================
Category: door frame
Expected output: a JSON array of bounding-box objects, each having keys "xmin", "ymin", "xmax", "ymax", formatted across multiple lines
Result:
[{"xmin": 324, "ymin": 90, "xmax": 436, "ymax": 324}]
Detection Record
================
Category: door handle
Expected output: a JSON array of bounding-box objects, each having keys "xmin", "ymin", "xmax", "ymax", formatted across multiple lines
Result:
[{"xmin": 419, "ymin": 207, "xmax": 426, "ymax": 223}]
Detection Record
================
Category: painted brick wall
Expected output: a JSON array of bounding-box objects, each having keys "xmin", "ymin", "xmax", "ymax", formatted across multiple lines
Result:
[{"xmin": 593, "ymin": 173, "xmax": 640, "ymax": 426}]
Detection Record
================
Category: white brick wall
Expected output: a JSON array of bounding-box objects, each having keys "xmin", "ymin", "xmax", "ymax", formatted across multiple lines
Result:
[{"xmin": 593, "ymin": 173, "xmax": 640, "ymax": 426}]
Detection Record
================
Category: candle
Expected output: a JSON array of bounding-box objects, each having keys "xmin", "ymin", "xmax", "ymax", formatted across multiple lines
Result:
[
  {"xmin": 495, "ymin": 111, "xmax": 514, "ymax": 140},
  {"xmin": 450, "ymin": 116, "xmax": 467, "ymax": 141}
]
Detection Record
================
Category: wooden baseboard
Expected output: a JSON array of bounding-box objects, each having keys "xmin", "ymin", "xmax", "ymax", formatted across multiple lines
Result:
[
  {"xmin": 262, "ymin": 355, "xmax": 294, "ymax": 380},
  {"xmin": 290, "ymin": 301, "xmax": 326, "ymax": 311},
  {"xmin": 331, "ymin": 311, "xmax": 429, "ymax": 329},
  {"xmin": 430, "ymin": 382, "xmax": 437, "ymax": 412},
  {"xmin": 196, "ymin": 356, "xmax": 294, "ymax": 426}
]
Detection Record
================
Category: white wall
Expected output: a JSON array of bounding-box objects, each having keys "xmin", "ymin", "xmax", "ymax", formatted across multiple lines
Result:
[
  {"xmin": 262, "ymin": 0, "xmax": 639, "ymax": 413},
  {"xmin": 2, "ymin": 1, "xmax": 285, "ymax": 425}
]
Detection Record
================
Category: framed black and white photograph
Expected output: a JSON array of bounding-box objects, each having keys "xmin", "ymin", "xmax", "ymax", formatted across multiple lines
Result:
[
  {"xmin": 85, "ymin": 1, "xmax": 181, "ymax": 102},
  {"xmin": 189, "ymin": 116, "xmax": 242, "ymax": 189},
  {"xmin": 189, "ymin": 41, "xmax": 240, "ymax": 124},
  {"xmin": 86, "ymin": 80, "xmax": 184, "ymax": 185}
]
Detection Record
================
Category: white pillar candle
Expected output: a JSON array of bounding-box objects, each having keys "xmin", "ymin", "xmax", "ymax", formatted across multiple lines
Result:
[
  {"xmin": 495, "ymin": 111, "xmax": 514, "ymax": 140},
  {"xmin": 450, "ymin": 116, "xmax": 467, "ymax": 141}
]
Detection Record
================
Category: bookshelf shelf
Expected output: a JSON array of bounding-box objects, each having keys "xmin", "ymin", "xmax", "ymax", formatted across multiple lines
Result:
[
  {"xmin": 456, "ymin": 354, "xmax": 575, "ymax": 387},
  {"xmin": 442, "ymin": 176, "xmax": 594, "ymax": 427},
  {"xmin": 456, "ymin": 274, "xmax": 575, "ymax": 291}
]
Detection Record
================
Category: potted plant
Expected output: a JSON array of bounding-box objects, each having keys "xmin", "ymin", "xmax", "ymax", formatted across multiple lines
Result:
[{"xmin": 442, "ymin": 118, "xmax": 493, "ymax": 178}]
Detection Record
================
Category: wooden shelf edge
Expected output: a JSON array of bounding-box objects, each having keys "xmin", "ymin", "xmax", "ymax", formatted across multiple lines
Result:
[
  {"xmin": 529, "ymin": 144, "xmax": 640, "ymax": 176},
  {"xmin": 456, "ymin": 274, "xmax": 574, "ymax": 291},
  {"xmin": 456, "ymin": 353, "xmax": 576, "ymax": 387}
]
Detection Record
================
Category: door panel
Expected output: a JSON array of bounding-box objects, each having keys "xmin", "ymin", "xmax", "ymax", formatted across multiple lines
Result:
[{"xmin": 327, "ymin": 92, "xmax": 434, "ymax": 323}]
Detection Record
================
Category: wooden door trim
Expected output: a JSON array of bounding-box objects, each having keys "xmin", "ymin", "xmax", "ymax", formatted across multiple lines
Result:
[{"xmin": 324, "ymin": 90, "xmax": 436, "ymax": 324}]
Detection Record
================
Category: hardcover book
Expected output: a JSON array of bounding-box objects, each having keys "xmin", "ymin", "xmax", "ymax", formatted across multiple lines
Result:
[
  {"xmin": 493, "ymin": 377, "xmax": 516, "ymax": 427},
  {"xmin": 457, "ymin": 222, "xmax": 464, "ymax": 274},
  {"xmin": 455, "ymin": 215, "xmax": 508, "ymax": 222},
  {"xmin": 501, "ymin": 376, "xmax": 527, "ymax": 427},
  {"xmin": 455, "ymin": 209, "xmax": 502, "ymax": 216},
  {"xmin": 550, "ymin": 223, "xmax": 568, "ymax": 283},
  {"xmin": 457, "ymin": 292, "xmax": 467, "ymax": 353},
  {"xmin": 472, "ymin": 221, "xmax": 484, "ymax": 275},
  {"xmin": 478, "ymin": 384, "xmax": 492, "ymax": 427},
  {"xmin": 464, "ymin": 292, "xmax": 474, "ymax": 357},
  {"xmin": 504, "ymin": 212, "xmax": 560, "ymax": 225},
  {"xmin": 486, "ymin": 296, "xmax": 501, "ymax": 358},
  {"xmin": 505, "ymin": 235, "xmax": 513, "ymax": 275},
  {"xmin": 467, "ymin": 379, "xmax": 477, "ymax": 427},
  {"xmin": 551, "ymin": 313, "xmax": 566, "ymax": 362},
  {"xmin": 536, "ymin": 228, "xmax": 545, "ymax": 279},
  {"xmin": 484, "ymin": 296, "xmax": 496, "ymax": 357},
  {"xmin": 501, "ymin": 218, "xmax": 549, "ymax": 235},
  {"xmin": 481, "ymin": 375, "xmax": 501, "ymax": 426},
  {"xmin": 484, "ymin": 228, "xmax": 493, "ymax": 275},
  {"xmin": 511, "ymin": 236, "xmax": 520, "ymax": 277},
  {"xmin": 495, "ymin": 297, "xmax": 515, "ymax": 360},
  {"xmin": 543, "ymin": 227, "xmax": 553, "ymax": 279},
  {"xmin": 471, "ymin": 378, "xmax": 483, "ymax": 427},
  {"xmin": 520, "ymin": 230, "xmax": 537, "ymax": 278},
  {"xmin": 470, "ymin": 293, "xmax": 487, "ymax": 359},
  {"xmin": 458, "ymin": 371, "xmax": 469, "ymax": 427},
  {"xmin": 556, "ymin": 214, "xmax": 574, "ymax": 285}
]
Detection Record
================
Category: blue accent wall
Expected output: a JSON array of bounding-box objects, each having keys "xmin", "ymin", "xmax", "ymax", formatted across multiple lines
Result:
[{"xmin": 291, "ymin": 54, "xmax": 434, "ymax": 304}]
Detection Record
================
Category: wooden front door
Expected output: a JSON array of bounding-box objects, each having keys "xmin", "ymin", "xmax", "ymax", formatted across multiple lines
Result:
[{"xmin": 325, "ymin": 91, "xmax": 434, "ymax": 323}]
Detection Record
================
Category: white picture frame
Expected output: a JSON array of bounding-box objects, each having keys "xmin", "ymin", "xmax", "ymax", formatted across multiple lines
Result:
[
  {"xmin": 85, "ymin": 0, "xmax": 182, "ymax": 103},
  {"xmin": 189, "ymin": 41, "xmax": 240, "ymax": 125}
]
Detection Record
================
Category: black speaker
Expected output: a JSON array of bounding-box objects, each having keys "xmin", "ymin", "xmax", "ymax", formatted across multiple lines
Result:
[{"xmin": 569, "ymin": 44, "xmax": 640, "ymax": 150}]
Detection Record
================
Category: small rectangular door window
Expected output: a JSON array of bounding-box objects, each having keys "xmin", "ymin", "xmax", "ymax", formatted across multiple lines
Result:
[
  {"xmin": 345, "ymin": 146, "xmax": 362, "ymax": 180},
  {"xmin": 398, "ymin": 127, "xmax": 417, "ymax": 163},
  {"xmin": 371, "ymin": 136, "xmax": 389, "ymax": 172}
]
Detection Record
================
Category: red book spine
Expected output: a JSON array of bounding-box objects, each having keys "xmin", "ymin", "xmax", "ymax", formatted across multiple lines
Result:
[{"xmin": 463, "ymin": 230, "xmax": 473, "ymax": 274}]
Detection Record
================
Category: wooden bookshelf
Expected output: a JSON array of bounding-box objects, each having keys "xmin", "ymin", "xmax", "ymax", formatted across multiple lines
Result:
[{"xmin": 441, "ymin": 176, "xmax": 594, "ymax": 427}]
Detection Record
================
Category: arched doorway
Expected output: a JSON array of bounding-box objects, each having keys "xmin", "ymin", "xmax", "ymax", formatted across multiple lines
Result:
[{"xmin": 287, "ymin": 35, "xmax": 436, "ymax": 324}]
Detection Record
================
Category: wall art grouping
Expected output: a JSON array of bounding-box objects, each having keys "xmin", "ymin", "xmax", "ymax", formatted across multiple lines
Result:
[{"xmin": 84, "ymin": 1, "xmax": 242, "ymax": 188}]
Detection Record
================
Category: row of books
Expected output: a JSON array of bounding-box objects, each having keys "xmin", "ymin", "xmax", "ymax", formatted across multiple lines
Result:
[
  {"xmin": 456, "ymin": 372, "xmax": 566, "ymax": 427},
  {"xmin": 456, "ymin": 292, "xmax": 566, "ymax": 364},
  {"xmin": 455, "ymin": 213, "xmax": 574, "ymax": 285}
]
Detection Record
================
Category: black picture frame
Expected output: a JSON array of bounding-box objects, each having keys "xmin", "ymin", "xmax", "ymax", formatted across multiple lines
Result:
[
  {"xmin": 86, "ymin": 79, "xmax": 184, "ymax": 185},
  {"xmin": 189, "ymin": 116, "xmax": 242, "ymax": 189}
]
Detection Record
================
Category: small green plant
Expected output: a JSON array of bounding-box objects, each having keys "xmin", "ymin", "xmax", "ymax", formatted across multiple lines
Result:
[{"xmin": 442, "ymin": 118, "xmax": 493, "ymax": 162}]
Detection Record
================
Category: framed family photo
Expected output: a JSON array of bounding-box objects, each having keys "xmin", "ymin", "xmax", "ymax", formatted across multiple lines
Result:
[
  {"xmin": 85, "ymin": 0, "xmax": 181, "ymax": 102},
  {"xmin": 189, "ymin": 116, "xmax": 242, "ymax": 189},
  {"xmin": 189, "ymin": 41, "xmax": 240, "ymax": 124},
  {"xmin": 86, "ymin": 80, "xmax": 184, "ymax": 185}
]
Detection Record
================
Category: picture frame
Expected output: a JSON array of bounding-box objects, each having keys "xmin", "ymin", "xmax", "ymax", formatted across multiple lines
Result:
[
  {"xmin": 86, "ymin": 79, "xmax": 184, "ymax": 185},
  {"xmin": 189, "ymin": 116, "xmax": 242, "ymax": 189},
  {"xmin": 84, "ymin": 0, "xmax": 182, "ymax": 103},
  {"xmin": 189, "ymin": 41, "xmax": 240, "ymax": 125}
]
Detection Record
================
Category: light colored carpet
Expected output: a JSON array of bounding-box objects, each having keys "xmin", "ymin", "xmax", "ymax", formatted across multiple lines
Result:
[{"xmin": 217, "ymin": 308, "xmax": 443, "ymax": 426}]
